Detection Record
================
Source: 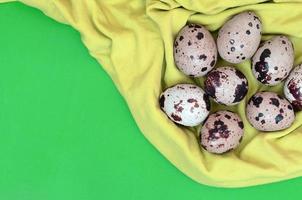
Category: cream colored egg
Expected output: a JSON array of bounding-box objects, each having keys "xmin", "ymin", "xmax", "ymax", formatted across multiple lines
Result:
[
  {"xmin": 284, "ymin": 64, "xmax": 302, "ymax": 110},
  {"xmin": 159, "ymin": 84, "xmax": 211, "ymax": 126},
  {"xmin": 174, "ymin": 24, "xmax": 217, "ymax": 77},
  {"xmin": 200, "ymin": 111, "xmax": 244, "ymax": 154},
  {"xmin": 252, "ymin": 36, "xmax": 294, "ymax": 86},
  {"xmin": 246, "ymin": 92, "xmax": 295, "ymax": 131},
  {"xmin": 217, "ymin": 11, "xmax": 262, "ymax": 64},
  {"xmin": 204, "ymin": 66, "xmax": 248, "ymax": 105}
]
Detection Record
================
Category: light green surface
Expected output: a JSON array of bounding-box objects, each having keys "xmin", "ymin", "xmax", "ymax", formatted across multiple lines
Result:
[{"xmin": 0, "ymin": 2, "xmax": 301, "ymax": 199}]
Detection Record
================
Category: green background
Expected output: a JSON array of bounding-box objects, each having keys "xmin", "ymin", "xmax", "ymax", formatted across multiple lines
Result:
[{"xmin": 0, "ymin": 2, "xmax": 301, "ymax": 199}]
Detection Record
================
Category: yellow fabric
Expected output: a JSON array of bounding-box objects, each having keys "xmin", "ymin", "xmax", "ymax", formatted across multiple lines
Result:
[{"xmin": 2, "ymin": 0, "xmax": 302, "ymax": 187}]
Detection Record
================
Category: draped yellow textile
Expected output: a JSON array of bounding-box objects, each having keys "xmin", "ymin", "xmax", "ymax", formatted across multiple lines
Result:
[{"xmin": 2, "ymin": 0, "xmax": 302, "ymax": 187}]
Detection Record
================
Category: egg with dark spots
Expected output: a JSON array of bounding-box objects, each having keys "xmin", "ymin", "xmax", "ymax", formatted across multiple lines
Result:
[
  {"xmin": 246, "ymin": 92, "xmax": 295, "ymax": 131},
  {"xmin": 217, "ymin": 11, "xmax": 262, "ymax": 64},
  {"xmin": 252, "ymin": 36, "xmax": 294, "ymax": 86},
  {"xmin": 173, "ymin": 24, "xmax": 217, "ymax": 77},
  {"xmin": 204, "ymin": 66, "xmax": 248, "ymax": 105},
  {"xmin": 284, "ymin": 64, "xmax": 302, "ymax": 110},
  {"xmin": 200, "ymin": 111, "xmax": 244, "ymax": 154},
  {"xmin": 159, "ymin": 84, "xmax": 211, "ymax": 126}
]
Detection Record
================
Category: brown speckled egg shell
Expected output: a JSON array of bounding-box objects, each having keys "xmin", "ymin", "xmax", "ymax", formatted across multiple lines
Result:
[
  {"xmin": 252, "ymin": 36, "xmax": 294, "ymax": 86},
  {"xmin": 159, "ymin": 84, "xmax": 211, "ymax": 127},
  {"xmin": 173, "ymin": 24, "xmax": 217, "ymax": 77},
  {"xmin": 284, "ymin": 64, "xmax": 302, "ymax": 110},
  {"xmin": 204, "ymin": 66, "xmax": 248, "ymax": 105},
  {"xmin": 217, "ymin": 11, "xmax": 262, "ymax": 64},
  {"xmin": 200, "ymin": 111, "xmax": 244, "ymax": 154},
  {"xmin": 246, "ymin": 92, "xmax": 295, "ymax": 131}
]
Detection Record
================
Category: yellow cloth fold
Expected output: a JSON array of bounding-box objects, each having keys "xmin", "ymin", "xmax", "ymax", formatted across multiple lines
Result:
[{"xmin": 2, "ymin": 0, "xmax": 302, "ymax": 187}]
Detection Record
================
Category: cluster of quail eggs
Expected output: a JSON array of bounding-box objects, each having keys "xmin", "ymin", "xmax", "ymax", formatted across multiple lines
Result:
[{"xmin": 159, "ymin": 11, "xmax": 302, "ymax": 154}]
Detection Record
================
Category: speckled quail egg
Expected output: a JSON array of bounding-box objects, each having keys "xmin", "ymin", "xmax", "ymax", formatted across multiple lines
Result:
[
  {"xmin": 217, "ymin": 11, "xmax": 262, "ymax": 64},
  {"xmin": 252, "ymin": 36, "xmax": 294, "ymax": 86},
  {"xmin": 204, "ymin": 66, "xmax": 248, "ymax": 105},
  {"xmin": 200, "ymin": 110, "xmax": 244, "ymax": 154},
  {"xmin": 159, "ymin": 84, "xmax": 211, "ymax": 126},
  {"xmin": 246, "ymin": 92, "xmax": 295, "ymax": 131},
  {"xmin": 284, "ymin": 64, "xmax": 302, "ymax": 110},
  {"xmin": 173, "ymin": 24, "xmax": 217, "ymax": 77}
]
